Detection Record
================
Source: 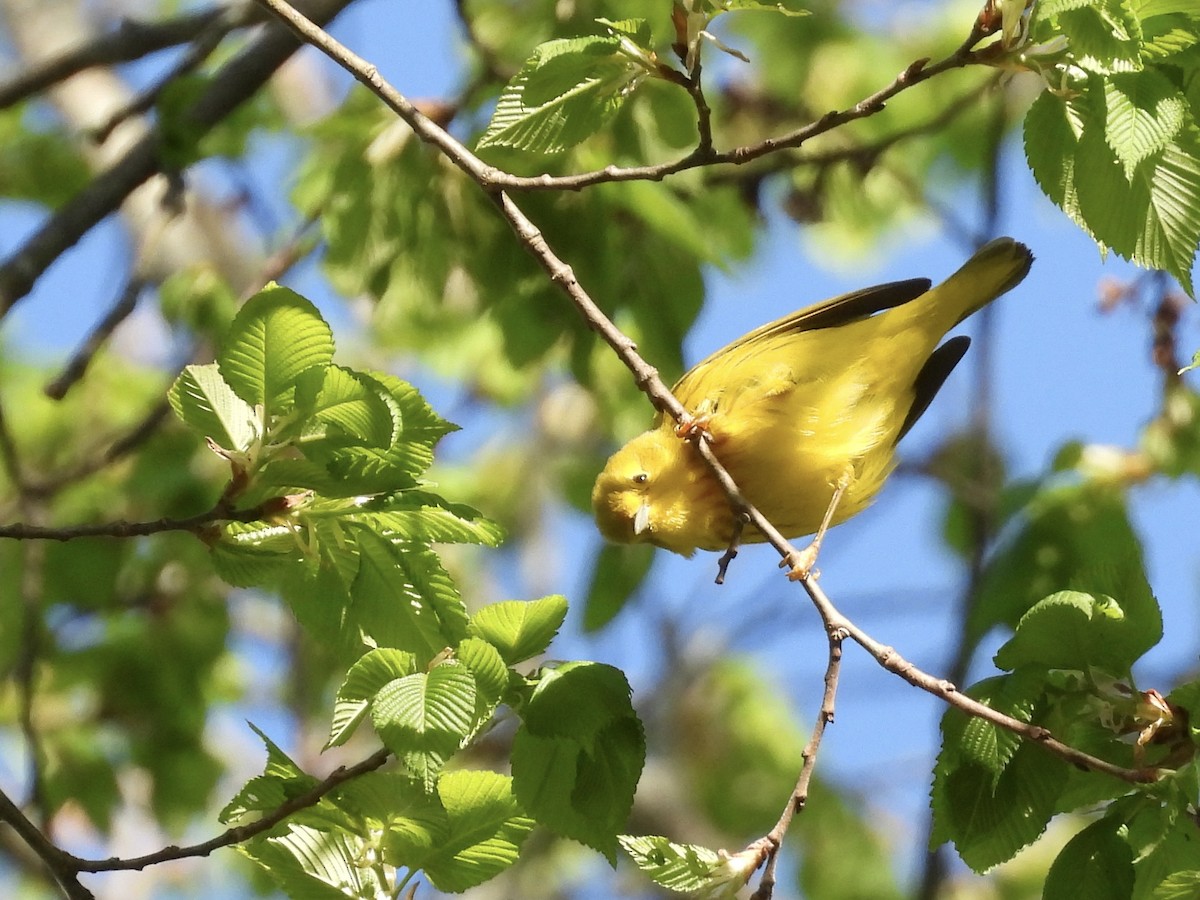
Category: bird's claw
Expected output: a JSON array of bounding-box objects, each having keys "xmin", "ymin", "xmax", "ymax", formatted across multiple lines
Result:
[
  {"xmin": 675, "ymin": 413, "xmax": 713, "ymax": 440},
  {"xmin": 781, "ymin": 544, "xmax": 820, "ymax": 582}
]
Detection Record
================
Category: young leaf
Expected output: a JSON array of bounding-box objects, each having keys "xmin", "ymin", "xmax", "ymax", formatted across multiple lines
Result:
[
  {"xmin": 512, "ymin": 662, "xmax": 645, "ymax": 861},
  {"xmin": 993, "ymin": 589, "xmax": 1154, "ymax": 674},
  {"xmin": 422, "ymin": 770, "xmax": 535, "ymax": 892},
  {"xmin": 220, "ymin": 725, "xmax": 318, "ymax": 824},
  {"xmin": 454, "ymin": 637, "xmax": 510, "ymax": 710},
  {"xmin": 168, "ymin": 363, "xmax": 257, "ymax": 452},
  {"xmin": 1103, "ymin": 72, "xmax": 1188, "ymax": 178},
  {"xmin": 467, "ymin": 595, "xmax": 569, "ymax": 664},
  {"xmin": 618, "ymin": 834, "xmax": 724, "ymax": 892},
  {"xmin": 241, "ymin": 823, "xmax": 384, "ymax": 900},
  {"xmin": 218, "ymin": 284, "xmax": 334, "ymax": 417},
  {"xmin": 371, "ymin": 663, "xmax": 477, "ymax": 792},
  {"xmin": 350, "ymin": 490, "xmax": 504, "ymax": 547},
  {"xmin": 327, "ymin": 648, "xmax": 418, "ymax": 749},
  {"xmin": 478, "ymin": 31, "xmax": 647, "ymax": 153},
  {"xmin": 304, "ymin": 365, "xmax": 396, "ymax": 449},
  {"xmin": 930, "ymin": 741, "xmax": 1069, "ymax": 873}
]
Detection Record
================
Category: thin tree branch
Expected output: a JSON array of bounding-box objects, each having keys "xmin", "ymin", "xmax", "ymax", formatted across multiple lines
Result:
[
  {"xmin": 0, "ymin": 7, "xmax": 236, "ymax": 110},
  {"xmin": 749, "ymin": 629, "xmax": 844, "ymax": 900},
  {"xmin": 44, "ymin": 277, "xmax": 147, "ymax": 401},
  {"xmin": 68, "ymin": 747, "xmax": 391, "ymax": 873},
  {"xmin": 0, "ymin": 0, "xmax": 354, "ymax": 320},
  {"xmin": 250, "ymin": 0, "xmax": 1159, "ymax": 790},
  {"xmin": 0, "ymin": 498, "xmax": 274, "ymax": 542},
  {"xmin": 90, "ymin": 7, "xmax": 250, "ymax": 145},
  {"xmin": 0, "ymin": 789, "xmax": 93, "ymax": 899},
  {"xmin": 253, "ymin": 0, "xmax": 994, "ymax": 194}
]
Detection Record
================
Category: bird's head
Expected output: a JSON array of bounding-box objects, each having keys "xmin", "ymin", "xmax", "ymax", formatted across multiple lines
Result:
[{"xmin": 591, "ymin": 428, "xmax": 705, "ymax": 557}]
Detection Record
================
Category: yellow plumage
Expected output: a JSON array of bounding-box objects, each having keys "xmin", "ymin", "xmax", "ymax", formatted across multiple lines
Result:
[{"xmin": 591, "ymin": 238, "xmax": 1033, "ymax": 559}]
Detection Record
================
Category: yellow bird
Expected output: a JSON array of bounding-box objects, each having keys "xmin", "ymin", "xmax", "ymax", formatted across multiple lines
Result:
[{"xmin": 591, "ymin": 237, "xmax": 1033, "ymax": 577}]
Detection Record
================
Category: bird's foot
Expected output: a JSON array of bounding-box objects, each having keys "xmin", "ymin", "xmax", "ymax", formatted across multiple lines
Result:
[
  {"xmin": 675, "ymin": 413, "xmax": 713, "ymax": 441},
  {"xmin": 780, "ymin": 543, "xmax": 820, "ymax": 582}
]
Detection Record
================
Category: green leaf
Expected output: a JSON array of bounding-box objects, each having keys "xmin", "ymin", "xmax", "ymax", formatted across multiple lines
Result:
[
  {"xmin": 512, "ymin": 662, "xmax": 645, "ymax": 861},
  {"xmin": 168, "ymin": 363, "xmax": 258, "ymax": 452},
  {"xmin": 478, "ymin": 33, "xmax": 644, "ymax": 153},
  {"xmin": 930, "ymin": 741, "xmax": 1069, "ymax": 873},
  {"xmin": 1103, "ymin": 72, "xmax": 1188, "ymax": 178},
  {"xmin": 583, "ymin": 543, "xmax": 653, "ymax": 631},
  {"xmin": 466, "ymin": 596, "xmax": 568, "ymax": 664},
  {"xmin": 350, "ymin": 490, "xmax": 504, "ymax": 547},
  {"xmin": 304, "ymin": 365, "xmax": 396, "ymax": 449},
  {"xmin": 371, "ymin": 663, "xmax": 477, "ymax": 792},
  {"xmin": 220, "ymin": 725, "xmax": 318, "ymax": 824},
  {"xmin": 1044, "ymin": 818, "xmax": 1134, "ymax": 900},
  {"xmin": 0, "ymin": 107, "xmax": 90, "ymax": 206},
  {"xmin": 349, "ymin": 529, "xmax": 470, "ymax": 659},
  {"xmin": 1059, "ymin": 1, "xmax": 1144, "ymax": 74},
  {"xmin": 422, "ymin": 770, "xmax": 535, "ymax": 892},
  {"xmin": 241, "ymin": 823, "xmax": 384, "ymax": 900},
  {"xmin": 455, "ymin": 637, "xmax": 510, "ymax": 709},
  {"xmin": 218, "ymin": 284, "xmax": 335, "ymax": 417},
  {"xmin": 618, "ymin": 834, "xmax": 725, "ymax": 892},
  {"xmin": 1152, "ymin": 871, "xmax": 1200, "ymax": 900},
  {"xmin": 994, "ymin": 589, "xmax": 1156, "ymax": 673},
  {"xmin": 950, "ymin": 675, "xmax": 1040, "ymax": 778},
  {"xmin": 327, "ymin": 648, "xmax": 418, "ymax": 749}
]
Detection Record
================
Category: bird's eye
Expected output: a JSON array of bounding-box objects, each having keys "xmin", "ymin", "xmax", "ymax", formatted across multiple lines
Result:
[{"xmin": 632, "ymin": 473, "xmax": 648, "ymax": 485}]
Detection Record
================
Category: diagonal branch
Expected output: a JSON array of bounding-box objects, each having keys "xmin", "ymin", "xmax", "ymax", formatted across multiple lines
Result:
[
  {"xmin": 0, "ymin": 789, "xmax": 93, "ymax": 899},
  {"xmin": 0, "ymin": 7, "xmax": 237, "ymax": 110},
  {"xmin": 68, "ymin": 747, "xmax": 391, "ymax": 873},
  {"xmin": 0, "ymin": 0, "xmax": 354, "ymax": 320}
]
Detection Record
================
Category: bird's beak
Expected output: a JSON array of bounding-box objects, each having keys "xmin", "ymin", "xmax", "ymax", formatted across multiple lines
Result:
[{"xmin": 633, "ymin": 500, "xmax": 651, "ymax": 536}]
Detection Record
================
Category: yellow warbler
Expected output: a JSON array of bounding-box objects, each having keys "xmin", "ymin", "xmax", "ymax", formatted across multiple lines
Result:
[{"xmin": 592, "ymin": 237, "xmax": 1033, "ymax": 572}]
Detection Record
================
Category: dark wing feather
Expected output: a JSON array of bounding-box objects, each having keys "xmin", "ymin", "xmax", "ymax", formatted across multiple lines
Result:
[
  {"xmin": 895, "ymin": 335, "xmax": 971, "ymax": 444},
  {"xmin": 676, "ymin": 277, "xmax": 932, "ymax": 393}
]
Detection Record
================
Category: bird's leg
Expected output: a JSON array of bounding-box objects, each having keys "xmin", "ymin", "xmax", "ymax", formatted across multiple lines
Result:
[
  {"xmin": 675, "ymin": 398, "xmax": 716, "ymax": 441},
  {"xmin": 715, "ymin": 513, "xmax": 749, "ymax": 585},
  {"xmin": 781, "ymin": 467, "xmax": 854, "ymax": 582}
]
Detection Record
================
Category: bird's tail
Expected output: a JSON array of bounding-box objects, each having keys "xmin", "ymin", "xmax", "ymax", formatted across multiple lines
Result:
[{"xmin": 930, "ymin": 237, "xmax": 1035, "ymax": 331}]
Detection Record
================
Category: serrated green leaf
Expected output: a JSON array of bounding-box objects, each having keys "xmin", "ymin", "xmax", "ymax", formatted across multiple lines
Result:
[
  {"xmin": 1044, "ymin": 818, "xmax": 1134, "ymax": 900},
  {"xmin": 950, "ymin": 675, "xmax": 1041, "ymax": 779},
  {"xmin": 467, "ymin": 596, "xmax": 568, "ymax": 664},
  {"xmin": 242, "ymin": 823, "xmax": 382, "ymax": 900},
  {"xmin": 521, "ymin": 661, "xmax": 635, "ymax": 746},
  {"xmin": 930, "ymin": 741, "xmax": 1068, "ymax": 872},
  {"xmin": 304, "ymin": 365, "xmax": 396, "ymax": 449},
  {"xmin": 618, "ymin": 834, "xmax": 726, "ymax": 892},
  {"xmin": 477, "ymin": 34, "xmax": 643, "ymax": 153},
  {"xmin": 372, "ymin": 663, "xmax": 477, "ymax": 792},
  {"xmin": 350, "ymin": 490, "xmax": 504, "ymax": 547},
  {"xmin": 422, "ymin": 770, "xmax": 534, "ymax": 892},
  {"xmin": 327, "ymin": 648, "xmax": 418, "ymax": 748},
  {"xmin": 218, "ymin": 284, "xmax": 334, "ymax": 417},
  {"xmin": 349, "ymin": 529, "xmax": 470, "ymax": 659},
  {"xmin": 1060, "ymin": 2, "xmax": 1144, "ymax": 74},
  {"xmin": 1151, "ymin": 870, "xmax": 1200, "ymax": 900},
  {"xmin": 994, "ymin": 589, "xmax": 1157, "ymax": 673},
  {"xmin": 455, "ymin": 637, "xmax": 509, "ymax": 708},
  {"xmin": 1103, "ymin": 72, "xmax": 1187, "ymax": 177},
  {"xmin": 510, "ymin": 662, "xmax": 643, "ymax": 860},
  {"xmin": 1025, "ymin": 91, "xmax": 1087, "ymax": 223},
  {"xmin": 220, "ymin": 725, "xmax": 317, "ymax": 824},
  {"xmin": 168, "ymin": 363, "xmax": 258, "ymax": 452}
]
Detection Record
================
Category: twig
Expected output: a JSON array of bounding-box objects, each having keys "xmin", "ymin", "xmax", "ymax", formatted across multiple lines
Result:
[
  {"xmin": 0, "ymin": 0, "xmax": 355, "ymax": 319},
  {"xmin": 0, "ymin": 7, "xmax": 234, "ymax": 110},
  {"xmin": 252, "ymin": 0, "xmax": 992, "ymax": 196},
  {"xmin": 44, "ymin": 277, "xmax": 147, "ymax": 401},
  {"xmin": 0, "ymin": 499, "xmax": 273, "ymax": 542},
  {"xmin": 69, "ymin": 747, "xmax": 391, "ymax": 872},
  {"xmin": 750, "ymin": 628, "xmax": 844, "ymax": 900},
  {"xmin": 90, "ymin": 8, "xmax": 248, "ymax": 144},
  {"xmin": 0, "ymin": 789, "xmax": 93, "ymax": 898}
]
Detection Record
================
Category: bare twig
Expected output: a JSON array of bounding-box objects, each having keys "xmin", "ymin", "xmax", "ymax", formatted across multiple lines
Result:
[
  {"xmin": 90, "ymin": 8, "xmax": 249, "ymax": 144},
  {"xmin": 0, "ymin": 790, "xmax": 93, "ymax": 899},
  {"xmin": 0, "ymin": 499, "xmax": 273, "ymax": 542},
  {"xmin": 750, "ymin": 629, "xmax": 844, "ymax": 899},
  {"xmin": 44, "ymin": 277, "xmax": 147, "ymax": 400},
  {"xmin": 0, "ymin": 0, "xmax": 354, "ymax": 319},
  {"xmin": 69, "ymin": 747, "xmax": 391, "ymax": 873},
  {"xmin": 0, "ymin": 7, "xmax": 236, "ymax": 110}
]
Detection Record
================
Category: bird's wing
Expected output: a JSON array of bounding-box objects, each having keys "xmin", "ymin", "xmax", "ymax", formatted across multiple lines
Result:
[{"xmin": 671, "ymin": 277, "xmax": 932, "ymax": 403}]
